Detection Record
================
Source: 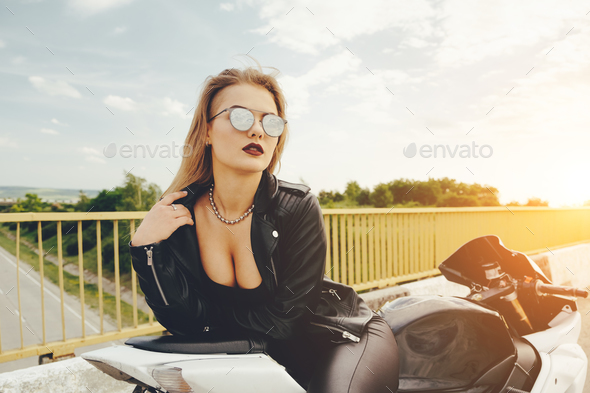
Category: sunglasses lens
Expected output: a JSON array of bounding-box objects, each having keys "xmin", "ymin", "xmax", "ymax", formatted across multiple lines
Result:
[
  {"xmin": 229, "ymin": 108, "xmax": 254, "ymax": 131},
  {"xmin": 262, "ymin": 115, "xmax": 285, "ymax": 137}
]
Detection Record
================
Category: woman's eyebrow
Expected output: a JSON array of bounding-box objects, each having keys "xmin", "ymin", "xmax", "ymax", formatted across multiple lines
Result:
[{"xmin": 233, "ymin": 104, "xmax": 277, "ymax": 116}]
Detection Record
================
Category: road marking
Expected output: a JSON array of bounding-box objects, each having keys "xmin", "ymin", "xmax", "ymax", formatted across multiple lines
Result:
[{"xmin": 0, "ymin": 247, "xmax": 99, "ymax": 333}]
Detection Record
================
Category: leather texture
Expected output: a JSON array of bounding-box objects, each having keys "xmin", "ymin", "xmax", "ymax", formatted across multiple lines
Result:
[
  {"xmin": 125, "ymin": 334, "xmax": 268, "ymax": 355},
  {"xmin": 129, "ymin": 169, "xmax": 373, "ymax": 342}
]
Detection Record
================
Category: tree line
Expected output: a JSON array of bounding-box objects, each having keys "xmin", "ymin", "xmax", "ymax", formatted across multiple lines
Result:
[
  {"xmin": 317, "ymin": 177, "xmax": 551, "ymax": 208},
  {"xmin": 1, "ymin": 172, "xmax": 161, "ymax": 275}
]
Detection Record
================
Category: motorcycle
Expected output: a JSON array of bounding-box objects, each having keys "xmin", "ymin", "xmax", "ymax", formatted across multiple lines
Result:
[{"xmin": 82, "ymin": 235, "xmax": 589, "ymax": 392}]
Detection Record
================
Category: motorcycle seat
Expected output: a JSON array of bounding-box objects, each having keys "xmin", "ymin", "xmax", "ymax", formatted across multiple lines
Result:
[{"xmin": 125, "ymin": 333, "xmax": 269, "ymax": 355}]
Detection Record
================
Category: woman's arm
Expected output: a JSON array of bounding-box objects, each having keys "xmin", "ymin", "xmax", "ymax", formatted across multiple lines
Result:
[
  {"xmin": 223, "ymin": 192, "xmax": 327, "ymax": 340},
  {"xmin": 129, "ymin": 239, "xmax": 225, "ymax": 336}
]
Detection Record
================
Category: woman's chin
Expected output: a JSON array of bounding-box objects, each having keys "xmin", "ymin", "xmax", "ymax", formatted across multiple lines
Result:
[{"xmin": 231, "ymin": 160, "xmax": 269, "ymax": 174}]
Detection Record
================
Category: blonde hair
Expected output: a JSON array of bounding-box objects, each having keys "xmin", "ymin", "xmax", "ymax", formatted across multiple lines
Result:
[{"xmin": 162, "ymin": 55, "xmax": 289, "ymax": 199}]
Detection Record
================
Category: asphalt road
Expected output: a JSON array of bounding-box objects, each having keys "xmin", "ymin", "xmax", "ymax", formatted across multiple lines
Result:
[{"xmin": 0, "ymin": 244, "xmax": 117, "ymax": 372}]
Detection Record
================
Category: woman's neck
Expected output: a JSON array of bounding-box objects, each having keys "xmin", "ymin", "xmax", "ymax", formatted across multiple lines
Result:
[{"xmin": 210, "ymin": 168, "xmax": 262, "ymax": 218}]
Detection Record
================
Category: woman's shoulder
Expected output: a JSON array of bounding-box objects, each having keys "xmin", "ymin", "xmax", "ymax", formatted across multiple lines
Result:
[
  {"xmin": 270, "ymin": 182, "xmax": 323, "ymax": 231},
  {"xmin": 276, "ymin": 178, "xmax": 311, "ymax": 197},
  {"xmin": 274, "ymin": 178, "xmax": 321, "ymax": 216}
]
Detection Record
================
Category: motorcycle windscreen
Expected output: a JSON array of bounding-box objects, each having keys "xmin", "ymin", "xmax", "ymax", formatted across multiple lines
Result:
[
  {"xmin": 438, "ymin": 234, "xmax": 551, "ymax": 288},
  {"xmin": 380, "ymin": 296, "xmax": 515, "ymax": 391}
]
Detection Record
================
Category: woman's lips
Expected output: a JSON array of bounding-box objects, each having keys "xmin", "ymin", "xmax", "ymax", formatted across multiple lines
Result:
[{"xmin": 243, "ymin": 148, "xmax": 263, "ymax": 156}]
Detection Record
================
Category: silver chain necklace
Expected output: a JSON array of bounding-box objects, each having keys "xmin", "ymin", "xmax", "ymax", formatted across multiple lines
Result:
[{"xmin": 209, "ymin": 184, "xmax": 254, "ymax": 224}]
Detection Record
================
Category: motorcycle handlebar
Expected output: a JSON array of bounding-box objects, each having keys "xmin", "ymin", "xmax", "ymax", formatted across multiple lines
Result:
[{"xmin": 536, "ymin": 281, "xmax": 589, "ymax": 298}]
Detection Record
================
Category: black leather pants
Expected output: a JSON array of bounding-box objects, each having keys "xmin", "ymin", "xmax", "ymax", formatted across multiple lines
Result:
[{"xmin": 266, "ymin": 314, "xmax": 399, "ymax": 392}]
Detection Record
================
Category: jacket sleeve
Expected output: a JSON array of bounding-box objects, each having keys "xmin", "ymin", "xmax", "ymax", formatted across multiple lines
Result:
[
  {"xmin": 129, "ymin": 239, "xmax": 226, "ymax": 336},
  {"xmin": 223, "ymin": 192, "xmax": 327, "ymax": 340}
]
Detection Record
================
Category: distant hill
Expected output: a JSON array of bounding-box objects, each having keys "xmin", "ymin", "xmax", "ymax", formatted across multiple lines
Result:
[{"xmin": 0, "ymin": 186, "xmax": 100, "ymax": 203}]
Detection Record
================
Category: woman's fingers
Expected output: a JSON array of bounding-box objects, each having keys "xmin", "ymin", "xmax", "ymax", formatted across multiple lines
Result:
[
  {"xmin": 158, "ymin": 190, "xmax": 188, "ymax": 206},
  {"xmin": 176, "ymin": 214, "xmax": 195, "ymax": 226}
]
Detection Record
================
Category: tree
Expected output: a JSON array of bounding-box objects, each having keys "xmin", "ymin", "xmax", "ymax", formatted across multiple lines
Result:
[
  {"xmin": 436, "ymin": 193, "xmax": 479, "ymax": 207},
  {"xmin": 91, "ymin": 188, "xmax": 124, "ymax": 212},
  {"xmin": 410, "ymin": 180, "xmax": 441, "ymax": 206},
  {"xmin": 344, "ymin": 181, "xmax": 361, "ymax": 204},
  {"xmin": 356, "ymin": 188, "xmax": 371, "ymax": 206},
  {"xmin": 9, "ymin": 193, "xmax": 44, "ymax": 212},
  {"xmin": 525, "ymin": 197, "xmax": 549, "ymax": 207},
  {"xmin": 75, "ymin": 190, "xmax": 92, "ymax": 212},
  {"xmin": 371, "ymin": 183, "xmax": 393, "ymax": 208},
  {"xmin": 318, "ymin": 190, "xmax": 335, "ymax": 205},
  {"xmin": 118, "ymin": 171, "xmax": 162, "ymax": 211},
  {"xmin": 388, "ymin": 179, "xmax": 414, "ymax": 204},
  {"xmin": 437, "ymin": 177, "xmax": 458, "ymax": 195}
]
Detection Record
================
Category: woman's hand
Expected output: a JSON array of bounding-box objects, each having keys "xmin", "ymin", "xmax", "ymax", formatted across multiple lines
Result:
[{"xmin": 130, "ymin": 191, "xmax": 194, "ymax": 246}]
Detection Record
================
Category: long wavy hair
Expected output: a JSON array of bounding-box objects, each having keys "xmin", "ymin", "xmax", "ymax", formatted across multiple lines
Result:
[{"xmin": 162, "ymin": 55, "xmax": 289, "ymax": 198}]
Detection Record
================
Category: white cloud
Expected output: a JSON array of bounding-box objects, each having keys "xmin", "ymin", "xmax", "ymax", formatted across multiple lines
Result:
[
  {"xmin": 67, "ymin": 0, "xmax": 135, "ymax": 16},
  {"xmin": 220, "ymin": 3, "xmax": 235, "ymax": 11},
  {"xmin": 81, "ymin": 147, "xmax": 106, "ymax": 164},
  {"xmin": 0, "ymin": 136, "xmax": 17, "ymax": 148},
  {"xmin": 113, "ymin": 26, "xmax": 127, "ymax": 34},
  {"xmin": 41, "ymin": 128, "xmax": 60, "ymax": 135},
  {"xmin": 81, "ymin": 147, "xmax": 102, "ymax": 155},
  {"xmin": 398, "ymin": 37, "xmax": 433, "ymax": 49},
  {"xmin": 29, "ymin": 76, "xmax": 81, "ymax": 98},
  {"xmin": 158, "ymin": 97, "xmax": 188, "ymax": 117},
  {"xmin": 479, "ymin": 70, "xmax": 504, "ymax": 80},
  {"xmin": 104, "ymin": 95, "xmax": 137, "ymax": 112},
  {"xmin": 434, "ymin": 0, "xmax": 584, "ymax": 67},
  {"xmin": 86, "ymin": 155, "xmax": 106, "ymax": 163},
  {"xmin": 279, "ymin": 50, "xmax": 362, "ymax": 118},
  {"xmin": 241, "ymin": 0, "xmax": 436, "ymax": 55},
  {"xmin": 471, "ymin": 20, "xmax": 590, "ymax": 139},
  {"xmin": 0, "ymin": 40, "xmax": 5, "ymax": 48},
  {"xmin": 51, "ymin": 118, "xmax": 68, "ymax": 126},
  {"xmin": 12, "ymin": 56, "xmax": 25, "ymax": 65}
]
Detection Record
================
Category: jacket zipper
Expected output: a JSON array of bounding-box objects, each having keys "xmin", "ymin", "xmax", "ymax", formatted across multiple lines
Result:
[
  {"xmin": 145, "ymin": 246, "xmax": 169, "ymax": 306},
  {"xmin": 269, "ymin": 255, "xmax": 278, "ymax": 288},
  {"xmin": 309, "ymin": 321, "xmax": 361, "ymax": 343},
  {"xmin": 322, "ymin": 289, "xmax": 341, "ymax": 300}
]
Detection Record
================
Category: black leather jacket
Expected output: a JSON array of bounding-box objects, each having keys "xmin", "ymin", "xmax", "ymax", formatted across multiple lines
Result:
[{"xmin": 129, "ymin": 169, "xmax": 375, "ymax": 343}]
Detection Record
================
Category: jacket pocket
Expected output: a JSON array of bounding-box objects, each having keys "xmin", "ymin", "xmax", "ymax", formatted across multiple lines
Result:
[
  {"xmin": 307, "ymin": 276, "xmax": 374, "ymax": 343},
  {"xmin": 308, "ymin": 321, "xmax": 362, "ymax": 343}
]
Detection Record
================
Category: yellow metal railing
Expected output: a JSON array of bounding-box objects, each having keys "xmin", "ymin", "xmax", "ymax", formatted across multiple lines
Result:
[
  {"xmin": 0, "ymin": 206, "xmax": 589, "ymax": 362},
  {"xmin": 322, "ymin": 206, "xmax": 590, "ymax": 291},
  {"xmin": 0, "ymin": 212, "xmax": 165, "ymax": 363}
]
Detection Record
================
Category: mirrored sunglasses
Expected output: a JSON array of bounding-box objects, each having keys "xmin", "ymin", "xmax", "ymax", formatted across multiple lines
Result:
[{"xmin": 208, "ymin": 105, "xmax": 287, "ymax": 137}]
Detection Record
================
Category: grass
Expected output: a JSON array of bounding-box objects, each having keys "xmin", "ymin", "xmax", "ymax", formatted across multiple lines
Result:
[{"xmin": 0, "ymin": 228, "xmax": 149, "ymax": 329}]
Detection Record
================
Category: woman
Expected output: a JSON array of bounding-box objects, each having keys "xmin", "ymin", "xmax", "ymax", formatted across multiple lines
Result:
[{"xmin": 129, "ymin": 58, "xmax": 399, "ymax": 392}]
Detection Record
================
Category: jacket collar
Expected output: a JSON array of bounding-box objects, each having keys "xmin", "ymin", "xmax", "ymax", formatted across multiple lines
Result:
[{"xmin": 178, "ymin": 168, "xmax": 279, "ymax": 215}]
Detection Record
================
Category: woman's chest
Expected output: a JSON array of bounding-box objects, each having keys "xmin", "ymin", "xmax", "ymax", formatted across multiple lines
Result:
[{"xmin": 193, "ymin": 197, "xmax": 263, "ymax": 289}]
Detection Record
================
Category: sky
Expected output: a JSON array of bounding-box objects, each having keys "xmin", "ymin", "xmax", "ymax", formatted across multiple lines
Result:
[{"xmin": 1, "ymin": 0, "xmax": 589, "ymax": 207}]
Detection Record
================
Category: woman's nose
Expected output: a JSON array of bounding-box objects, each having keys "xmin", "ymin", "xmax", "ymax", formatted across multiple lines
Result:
[{"xmin": 249, "ymin": 118, "xmax": 265, "ymax": 138}]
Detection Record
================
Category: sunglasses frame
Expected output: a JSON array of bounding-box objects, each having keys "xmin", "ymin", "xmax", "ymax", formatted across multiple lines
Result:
[{"xmin": 207, "ymin": 105, "xmax": 287, "ymax": 137}]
